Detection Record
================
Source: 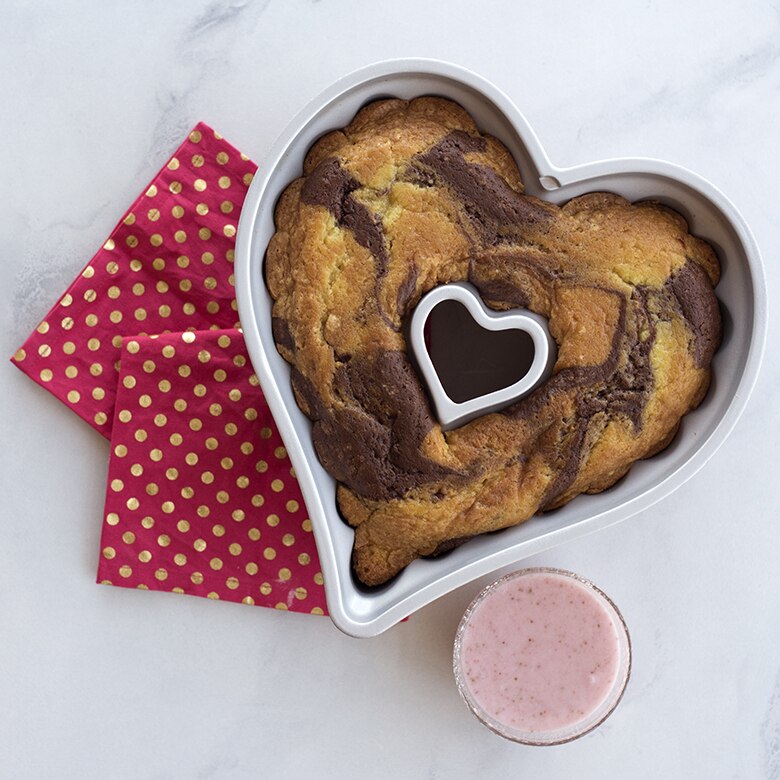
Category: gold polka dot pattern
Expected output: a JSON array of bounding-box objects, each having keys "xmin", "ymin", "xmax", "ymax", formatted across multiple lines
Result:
[
  {"xmin": 97, "ymin": 330, "xmax": 326, "ymax": 613},
  {"xmin": 10, "ymin": 122, "xmax": 256, "ymax": 439},
  {"xmin": 11, "ymin": 123, "xmax": 327, "ymax": 616}
]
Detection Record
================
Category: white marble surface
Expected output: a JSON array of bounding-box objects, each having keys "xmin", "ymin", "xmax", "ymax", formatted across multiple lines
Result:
[{"xmin": 2, "ymin": 1, "xmax": 778, "ymax": 777}]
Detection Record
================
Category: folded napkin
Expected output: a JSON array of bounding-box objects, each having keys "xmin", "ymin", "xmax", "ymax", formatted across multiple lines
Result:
[{"xmin": 12, "ymin": 123, "xmax": 326, "ymax": 615}]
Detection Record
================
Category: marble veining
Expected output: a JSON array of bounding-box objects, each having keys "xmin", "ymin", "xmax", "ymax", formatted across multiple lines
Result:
[
  {"xmin": 576, "ymin": 29, "xmax": 780, "ymax": 148},
  {"xmin": 12, "ymin": 199, "xmax": 110, "ymax": 338},
  {"xmin": 146, "ymin": 0, "xmax": 270, "ymax": 175}
]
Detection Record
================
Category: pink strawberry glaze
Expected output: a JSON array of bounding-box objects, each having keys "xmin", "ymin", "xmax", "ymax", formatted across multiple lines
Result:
[{"xmin": 459, "ymin": 571, "xmax": 622, "ymax": 734}]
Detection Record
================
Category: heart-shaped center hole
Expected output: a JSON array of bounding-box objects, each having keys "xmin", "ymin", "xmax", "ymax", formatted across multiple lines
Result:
[
  {"xmin": 425, "ymin": 299, "xmax": 536, "ymax": 404},
  {"xmin": 408, "ymin": 282, "xmax": 554, "ymax": 431}
]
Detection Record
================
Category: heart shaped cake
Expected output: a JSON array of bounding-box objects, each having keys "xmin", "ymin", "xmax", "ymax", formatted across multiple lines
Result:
[{"xmin": 265, "ymin": 97, "xmax": 721, "ymax": 586}]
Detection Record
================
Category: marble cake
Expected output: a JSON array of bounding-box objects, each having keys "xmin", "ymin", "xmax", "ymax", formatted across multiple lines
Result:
[{"xmin": 265, "ymin": 97, "xmax": 721, "ymax": 586}]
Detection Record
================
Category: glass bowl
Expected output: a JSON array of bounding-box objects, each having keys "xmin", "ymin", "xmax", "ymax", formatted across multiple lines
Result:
[{"xmin": 453, "ymin": 567, "xmax": 631, "ymax": 745}]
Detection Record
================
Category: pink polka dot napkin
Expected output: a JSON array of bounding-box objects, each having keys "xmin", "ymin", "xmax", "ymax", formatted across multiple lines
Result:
[
  {"xmin": 12, "ymin": 124, "xmax": 252, "ymax": 436},
  {"xmin": 11, "ymin": 123, "xmax": 327, "ymax": 615},
  {"xmin": 99, "ymin": 330, "xmax": 324, "ymax": 611}
]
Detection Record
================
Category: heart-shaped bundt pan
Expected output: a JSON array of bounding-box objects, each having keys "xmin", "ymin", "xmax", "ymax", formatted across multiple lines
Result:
[{"xmin": 236, "ymin": 60, "xmax": 766, "ymax": 637}]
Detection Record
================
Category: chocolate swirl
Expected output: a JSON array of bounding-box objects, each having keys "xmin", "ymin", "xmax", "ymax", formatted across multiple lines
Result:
[
  {"xmin": 265, "ymin": 97, "xmax": 721, "ymax": 585},
  {"xmin": 300, "ymin": 158, "xmax": 390, "ymax": 279}
]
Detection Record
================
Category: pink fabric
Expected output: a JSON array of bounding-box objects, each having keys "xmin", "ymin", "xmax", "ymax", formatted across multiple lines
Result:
[
  {"xmin": 11, "ymin": 124, "xmax": 254, "ymax": 437},
  {"xmin": 98, "ymin": 330, "xmax": 324, "ymax": 611},
  {"xmin": 12, "ymin": 123, "xmax": 327, "ymax": 615}
]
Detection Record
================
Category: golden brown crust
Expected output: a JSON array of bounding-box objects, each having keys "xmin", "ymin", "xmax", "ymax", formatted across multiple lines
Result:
[{"xmin": 265, "ymin": 97, "xmax": 721, "ymax": 586}]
